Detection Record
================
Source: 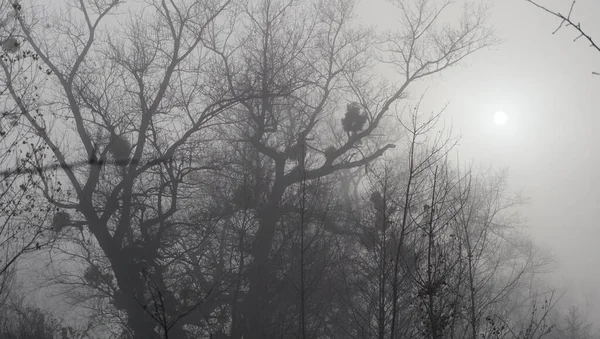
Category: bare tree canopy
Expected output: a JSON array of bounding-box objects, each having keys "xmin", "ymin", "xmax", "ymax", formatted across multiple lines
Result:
[{"xmin": 0, "ymin": 0, "xmax": 593, "ymax": 338}]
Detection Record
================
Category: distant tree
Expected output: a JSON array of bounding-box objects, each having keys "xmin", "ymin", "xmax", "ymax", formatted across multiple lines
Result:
[
  {"xmin": 548, "ymin": 306, "xmax": 595, "ymax": 339},
  {"xmin": 0, "ymin": 281, "xmax": 91, "ymax": 339},
  {"xmin": 327, "ymin": 98, "xmax": 457, "ymax": 339},
  {"xmin": 446, "ymin": 167, "xmax": 554, "ymax": 339},
  {"xmin": 492, "ymin": 290, "xmax": 559, "ymax": 339},
  {"xmin": 331, "ymin": 105, "xmax": 554, "ymax": 339}
]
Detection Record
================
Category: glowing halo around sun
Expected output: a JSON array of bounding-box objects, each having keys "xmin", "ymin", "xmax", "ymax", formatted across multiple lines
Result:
[{"xmin": 493, "ymin": 111, "xmax": 508, "ymax": 125}]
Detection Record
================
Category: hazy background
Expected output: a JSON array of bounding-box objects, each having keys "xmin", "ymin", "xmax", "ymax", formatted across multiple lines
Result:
[
  {"xmin": 13, "ymin": 0, "xmax": 600, "ymax": 331},
  {"xmin": 359, "ymin": 0, "xmax": 600, "ymax": 319}
]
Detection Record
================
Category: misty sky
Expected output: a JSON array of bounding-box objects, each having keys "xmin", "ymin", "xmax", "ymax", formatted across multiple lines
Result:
[
  {"xmin": 360, "ymin": 0, "xmax": 600, "ymax": 316},
  {"xmin": 14, "ymin": 0, "xmax": 600, "ymax": 330}
]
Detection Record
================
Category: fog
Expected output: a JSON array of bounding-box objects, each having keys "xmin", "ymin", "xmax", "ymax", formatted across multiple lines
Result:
[
  {"xmin": 1, "ymin": 0, "xmax": 599, "ymax": 338},
  {"xmin": 359, "ymin": 0, "xmax": 600, "ymax": 320}
]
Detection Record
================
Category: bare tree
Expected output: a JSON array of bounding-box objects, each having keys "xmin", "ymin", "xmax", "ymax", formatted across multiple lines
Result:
[
  {"xmin": 1, "ymin": 0, "xmax": 243, "ymax": 337},
  {"xmin": 548, "ymin": 306, "xmax": 596, "ymax": 339},
  {"xmin": 491, "ymin": 290, "xmax": 560, "ymax": 339},
  {"xmin": 2, "ymin": 0, "xmax": 501, "ymax": 337},
  {"xmin": 211, "ymin": 0, "xmax": 495, "ymax": 336},
  {"xmin": 389, "ymin": 97, "xmax": 458, "ymax": 339}
]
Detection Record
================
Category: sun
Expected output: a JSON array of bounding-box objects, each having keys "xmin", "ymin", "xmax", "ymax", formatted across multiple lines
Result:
[{"xmin": 493, "ymin": 111, "xmax": 508, "ymax": 125}]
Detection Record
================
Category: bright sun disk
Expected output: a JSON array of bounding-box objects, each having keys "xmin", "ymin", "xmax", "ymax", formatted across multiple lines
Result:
[{"xmin": 494, "ymin": 111, "xmax": 508, "ymax": 125}]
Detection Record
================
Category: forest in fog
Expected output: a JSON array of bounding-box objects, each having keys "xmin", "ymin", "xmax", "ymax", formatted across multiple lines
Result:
[{"xmin": 0, "ymin": 0, "xmax": 598, "ymax": 338}]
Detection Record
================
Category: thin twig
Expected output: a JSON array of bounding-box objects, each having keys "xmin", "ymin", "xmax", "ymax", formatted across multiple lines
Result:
[
  {"xmin": 525, "ymin": 0, "xmax": 599, "ymax": 53},
  {"xmin": 525, "ymin": 0, "xmax": 599, "ymax": 76}
]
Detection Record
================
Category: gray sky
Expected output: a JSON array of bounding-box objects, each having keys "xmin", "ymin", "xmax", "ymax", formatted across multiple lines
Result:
[{"xmin": 361, "ymin": 0, "xmax": 600, "ymax": 317}]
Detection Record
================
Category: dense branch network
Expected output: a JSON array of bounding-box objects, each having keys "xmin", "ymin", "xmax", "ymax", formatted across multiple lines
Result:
[{"xmin": 0, "ymin": 0, "xmax": 575, "ymax": 338}]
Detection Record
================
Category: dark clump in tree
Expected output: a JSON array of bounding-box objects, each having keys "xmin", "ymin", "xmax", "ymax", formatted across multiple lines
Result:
[
  {"xmin": 1, "ymin": 37, "xmax": 19, "ymax": 54},
  {"xmin": 324, "ymin": 146, "xmax": 337, "ymax": 160},
  {"xmin": 341, "ymin": 102, "xmax": 367, "ymax": 136},
  {"xmin": 52, "ymin": 211, "xmax": 71, "ymax": 233},
  {"xmin": 232, "ymin": 183, "xmax": 255, "ymax": 209},
  {"xmin": 83, "ymin": 264, "xmax": 112, "ymax": 288},
  {"xmin": 370, "ymin": 191, "xmax": 384, "ymax": 211},
  {"xmin": 108, "ymin": 134, "xmax": 131, "ymax": 167}
]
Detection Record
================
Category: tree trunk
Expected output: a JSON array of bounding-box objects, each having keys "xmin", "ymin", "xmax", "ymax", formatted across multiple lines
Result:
[
  {"xmin": 127, "ymin": 308, "xmax": 161, "ymax": 339},
  {"xmin": 243, "ymin": 182, "xmax": 286, "ymax": 338},
  {"xmin": 110, "ymin": 255, "xmax": 161, "ymax": 339}
]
